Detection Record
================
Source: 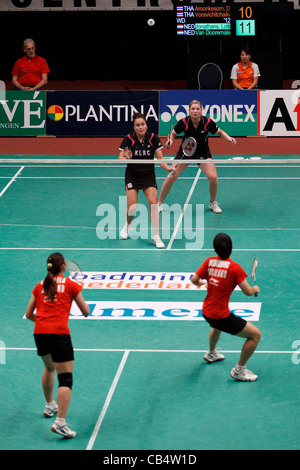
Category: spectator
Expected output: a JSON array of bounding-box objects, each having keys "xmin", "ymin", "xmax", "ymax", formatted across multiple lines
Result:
[
  {"xmin": 11, "ymin": 38, "xmax": 50, "ymax": 91},
  {"xmin": 230, "ymin": 48, "xmax": 260, "ymax": 90}
]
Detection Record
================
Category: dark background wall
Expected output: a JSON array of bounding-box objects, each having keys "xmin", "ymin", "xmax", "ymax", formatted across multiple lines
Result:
[{"xmin": 1, "ymin": 8, "xmax": 299, "ymax": 88}]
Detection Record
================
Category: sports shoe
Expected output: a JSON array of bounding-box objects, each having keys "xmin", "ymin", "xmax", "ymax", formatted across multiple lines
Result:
[
  {"xmin": 230, "ymin": 366, "xmax": 258, "ymax": 382},
  {"xmin": 153, "ymin": 235, "xmax": 165, "ymax": 249},
  {"xmin": 209, "ymin": 201, "xmax": 222, "ymax": 213},
  {"xmin": 203, "ymin": 350, "xmax": 225, "ymax": 363},
  {"xmin": 51, "ymin": 421, "xmax": 76, "ymax": 439},
  {"xmin": 120, "ymin": 222, "xmax": 132, "ymax": 240},
  {"xmin": 43, "ymin": 401, "xmax": 58, "ymax": 418}
]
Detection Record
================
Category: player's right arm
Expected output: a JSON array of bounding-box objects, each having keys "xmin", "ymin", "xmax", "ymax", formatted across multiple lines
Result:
[
  {"xmin": 74, "ymin": 292, "xmax": 90, "ymax": 317},
  {"xmin": 167, "ymin": 130, "xmax": 177, "ymax": 148},
  {"xmin": 191, "ymin": 274, "xmax": 206, "ymax": 287},
  {"xmin": 239, "ymin": 279, "xmax": 260, "ymax": 296},
  {"xmin": 119, "ymin": 147, "xmax": 132, "ymax": 160}
]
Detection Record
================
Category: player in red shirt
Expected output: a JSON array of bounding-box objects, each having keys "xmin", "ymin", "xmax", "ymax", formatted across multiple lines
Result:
[
  {"xmin": 25, "ymin": 253, "xmax": 90, "ymax": 438},
  {"xmin": 191, "ymin": 233, "xmax": 261, "ymax": 382},
  {"xmin": 11, "ymin": 38, "xmax": 50, "ymax": 91}
]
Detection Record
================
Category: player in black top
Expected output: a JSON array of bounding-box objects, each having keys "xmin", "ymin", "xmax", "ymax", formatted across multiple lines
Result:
[
  {"xmin": 119, "ymin": 112, "xmax": 171, "ymax": 248},
  {"xmin": 158, "ymin": 100, "xmax": 236, "ymax": 213}
]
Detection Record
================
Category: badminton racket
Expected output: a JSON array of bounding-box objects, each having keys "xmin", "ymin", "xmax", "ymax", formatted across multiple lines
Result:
[
  {"xmin": 67, "ymin": 260, "xmax": 84, "ymax": 284},
  {"xmin": 167, "ymin": 136, "xmax": 197, "ymax": 179},
  {"xmin": 251, "ymin": 257, "xmax": 258, "ymax": 297}
]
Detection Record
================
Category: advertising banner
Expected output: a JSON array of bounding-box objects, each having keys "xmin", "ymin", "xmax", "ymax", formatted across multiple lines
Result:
[
  {"xmin": 79, "ymin": 271, "xmax": 208, "ymax": 291},
  {"xmin": 46, "ymin": 91, "xmax": 159, "ymax": 136},
  {"xmin": 259, "ymin": 90, "xmax": 300, "ymax": 137},
  {"xmin": 0, "ymin": 90, "xmax": 46, "ymax": 136},
  {"xmin": 159, "ymin": 90, "xmax": 258, "ymax": 137},
  {"xmin": 69, "ymin": 301, "xmax": 262, "ymax": 321}
]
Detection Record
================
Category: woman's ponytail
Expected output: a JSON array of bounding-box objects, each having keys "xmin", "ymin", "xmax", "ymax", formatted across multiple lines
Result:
[{"xmin": 43, "ymin": 253, "xmax": 65, "ymax": 301}]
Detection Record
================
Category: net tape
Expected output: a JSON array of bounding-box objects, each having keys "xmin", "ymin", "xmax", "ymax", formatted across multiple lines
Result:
[{"xmin": 0, "ymin": 158, "xmax": 300, "ymax": 165}]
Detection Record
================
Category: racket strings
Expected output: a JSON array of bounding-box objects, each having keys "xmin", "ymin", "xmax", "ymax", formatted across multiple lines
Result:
[{"xmin": 67, "ymin": 260, "xmax": 84, "ymax": 284}]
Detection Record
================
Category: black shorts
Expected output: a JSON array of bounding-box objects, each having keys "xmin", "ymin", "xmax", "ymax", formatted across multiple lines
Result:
[
  {"xmin": 202, "ymin": 313, "xmax": 247, "ymax": 335},
  {"xmin": 125, "ymin": 174, "xmax": 157, "ymax": 191},
  {"xmin": 34, "ymin": 334, "xmax": 74, "ymax": 363},
  {"xmin": 175, "ymin": 149, "xmax": 212, "ymax": 161}
]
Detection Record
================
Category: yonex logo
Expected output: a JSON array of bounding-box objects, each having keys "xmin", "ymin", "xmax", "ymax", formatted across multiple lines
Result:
[
  {"xmin": 161, "ymin": 104, "xmax": 256, "ymax": 124},
  {"xmin": 161, "ymin": 105, "xmax": 189, "ymax": 124},
  {"xmin": 185, "ymin": 141, "xmax": 196, "ymax": 152}
]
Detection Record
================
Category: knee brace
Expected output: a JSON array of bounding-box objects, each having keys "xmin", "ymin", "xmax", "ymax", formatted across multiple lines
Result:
[{"xmin": 58, "ymin": 372, "xmax": 73, "ymax": 390}]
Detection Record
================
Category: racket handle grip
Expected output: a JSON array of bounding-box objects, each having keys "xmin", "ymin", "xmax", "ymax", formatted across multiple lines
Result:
[
  {"xmin": 254, "ymin": 292, "xmax": 258, "ymax": 297},
  {"xmin": 167, "ymin": 167, "xmax": 177, "ymax": 179}
]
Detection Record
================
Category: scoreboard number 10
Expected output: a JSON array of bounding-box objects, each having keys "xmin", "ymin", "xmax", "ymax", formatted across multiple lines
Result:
[{"xmin": 236, "ymin": 5, "xmax": 255, "ymax": 36}]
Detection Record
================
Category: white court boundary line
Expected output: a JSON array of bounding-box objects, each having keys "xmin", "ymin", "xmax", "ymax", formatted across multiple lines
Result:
[
  {"xmin": 0, "ymin": 247, "xmax": 299, "ymax": 251},
  {"xmin": 86, "ymin": 350, "xmax": 129, "ymax": 451},
  {"xmin": 0, "ymin": 166, "xmax": 24, "ymax": 198},
  {"xmin": 1, "ymin": 176, "xmax": 299, "ymax": 180},
  {"xmin": 0, "ymin": 158, "xmax": 300, "ymax": 164},
  {"xmin": 1, "ymin": 223, "xmax": 299, "ymax": 231},
  {"xmin": 2, "ymin": 347, "xmax": 295, "ymax": 354},
  {"xmin": 167, "ymin": 167, "xmax": 202, "ymax": 250},
  {"xmin": 2, "ymin": 346, "xmax": 295, "ymax": 449}
]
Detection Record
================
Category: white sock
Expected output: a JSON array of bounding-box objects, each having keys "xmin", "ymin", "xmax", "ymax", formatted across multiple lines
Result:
[{"xmin": 56, "ymin": 418, "xmax": 66, "ymax": 426}]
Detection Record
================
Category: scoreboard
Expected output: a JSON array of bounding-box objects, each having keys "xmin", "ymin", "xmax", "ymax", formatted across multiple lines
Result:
[{"xmin": 175, "ymin": 2, "xmax": 294, "ymax": 38}]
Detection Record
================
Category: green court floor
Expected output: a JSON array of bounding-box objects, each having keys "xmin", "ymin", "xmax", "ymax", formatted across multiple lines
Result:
[{"xmin": 0, "ymin": 156, "xmax": 299, "ymax": 450}]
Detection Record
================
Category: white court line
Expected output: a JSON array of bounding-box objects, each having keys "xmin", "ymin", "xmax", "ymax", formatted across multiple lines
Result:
[
  {"xmin": 1, "ymin": 176, "xmax": 298, "ymax": 180},
  {"xmin": 1, "ymin": 224, "xmax": 299, "ymax": 231},
  {"xmin": 86, "ymin": 350, "xmax": 129, "ymax": 451},
  {"xmin": 1, "ymin": 164, "xmax": 299, "ymax": 169},
  {"xmin": 0, "ymin": 166, "xmax": 24, "ymax": 198},
  {"xmin": 167, "ymin": 168, "xmax": 202, "ymax": 250},
  {"xmin": 0, "ymin": 176, "xmax": 123, "ymax": 179},
  {"xmin": 3, "ymin": 347, "xmax": 295, "ymax": 354},
  {"xmin": 0, "ymin": 247, "xmax": 300, "ymax": 251},
  {"xmin": 217, "ymin": 177, "xmax": 300, "ymax": 180},
  {"xmin": 0, "ymin": 158, "xmax": 300, "ymax": 164}
]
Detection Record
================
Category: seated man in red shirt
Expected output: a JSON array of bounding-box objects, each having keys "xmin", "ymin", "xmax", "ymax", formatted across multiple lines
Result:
[
  {"xmin": 191, "ymin": 233, "xmax": 261, "ymax": 382},
  {"xmin": 11, "ymin": 38, "xmax": 50, "ymax": 91}
]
